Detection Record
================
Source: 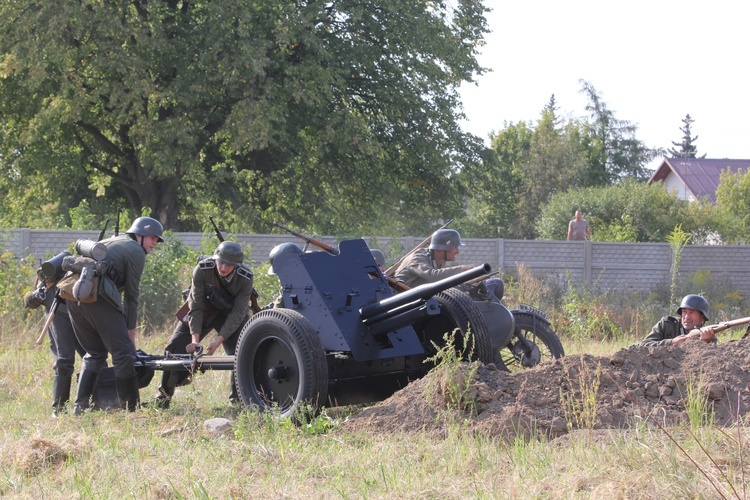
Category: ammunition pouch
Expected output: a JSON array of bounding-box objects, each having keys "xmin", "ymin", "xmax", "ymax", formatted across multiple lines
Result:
[{"xmin": 58, "ymin": 256, "xmax": 108, "ymax": 303}]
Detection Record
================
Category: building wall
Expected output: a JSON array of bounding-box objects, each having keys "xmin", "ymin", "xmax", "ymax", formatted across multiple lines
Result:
[{"xmin": 3, "ymin": 229, "xmax": 750, "ymax": 295}]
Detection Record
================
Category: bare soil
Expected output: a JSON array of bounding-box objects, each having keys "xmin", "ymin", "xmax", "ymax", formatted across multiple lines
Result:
[{"xmin": 340, "ymin": 338, "xmax": 750, "ymax": 439}]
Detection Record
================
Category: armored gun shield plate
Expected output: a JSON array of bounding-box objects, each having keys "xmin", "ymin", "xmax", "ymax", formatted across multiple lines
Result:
[
  {"xmin": 234, "ymin": 309, "xmax": 328, "ymax": 420},
  {"xmin": 273, "ymin": 239, "xmax": 425, "ymax": 361}
]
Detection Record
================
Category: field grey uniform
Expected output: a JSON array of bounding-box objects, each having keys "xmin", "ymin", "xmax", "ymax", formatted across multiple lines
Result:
[
  {"xmin": 25, "ymin": 282, "xmax": 85, "ymax": 415},
  {"xmin": 393, "ymin": 248, "xmax": 466, "ymax": 287},
  {"xmin": 154, "ymin": 256, "xmax": 254, "ymax": 406},
  {"xmin": 68, "ymin": 220, "xmax": 160, "ymax": 412}
]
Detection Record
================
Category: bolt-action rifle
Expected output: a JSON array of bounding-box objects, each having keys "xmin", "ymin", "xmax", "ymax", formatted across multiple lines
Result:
[
  {"xmin": 274, "ymin": 222, "xmax": 410, "ymax": 292},
  {"xmin": 699, "ymin": 316, "xmax": 750, "ymax": 342},
  {"xmin": 383, "ymin": 218, "xmax": 454, "ymax": 277}
]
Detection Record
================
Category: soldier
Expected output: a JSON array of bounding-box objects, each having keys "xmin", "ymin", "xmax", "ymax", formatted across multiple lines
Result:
[
  {"xmin": 68, "ymin": 216, "xmax": 163, "ymax": 413},
  {"xmin": 392, "ymin": 229, "xmax": 474, "ymax": 288},
  {"xmin": 639, "ymin": 294, "xmax": 716, "ymax": 346},
  {"xmin": 370, "ymin": 249, "xmax": 386, "ymax": 272},
  {"xmin": 151, "ymin": 241, "xmax": 254, "ymax": 408},
  {"xmin": 24, "ymin": 275, "xmax": 85, "ymax": 417}
]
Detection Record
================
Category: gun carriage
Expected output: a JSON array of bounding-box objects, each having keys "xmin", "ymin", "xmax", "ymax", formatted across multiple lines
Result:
[{"xmin": 139, "ymin": 238, "xmax": 494, "ymax": 418}]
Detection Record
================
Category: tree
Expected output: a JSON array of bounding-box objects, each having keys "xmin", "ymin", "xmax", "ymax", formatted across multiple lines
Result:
[
  {"xmin": 715, "ymin": 168, "xmax": 750, "ymax": 243},
  {"xmin": 667, "ymin": 114, "xmax": 706, "ymax": 158},
  {"xmin": 536, "ymin": 180, "xmax": 711, "ymax": 243},
  {"xmin": 0, "ymin": 1, "xmax": 490, "ymax": 234},
  {"xmin": 579, "ymin": 80, "xmax": 658, "ymax": 183}
]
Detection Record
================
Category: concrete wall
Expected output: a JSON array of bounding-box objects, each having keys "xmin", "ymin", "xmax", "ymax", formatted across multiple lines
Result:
[{"xmin": 3, "ymin": 229, "xmax": 749, "ymax": 295}]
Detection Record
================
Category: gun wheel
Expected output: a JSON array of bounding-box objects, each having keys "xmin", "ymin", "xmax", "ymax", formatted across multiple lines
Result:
[
  {"xmin": 234, "ymin": 309, "xmax": 328, "ymax": 421},
  {"xmin": 502, "ymin": 312, "xmax": 564, "ymax": 370},
  {"xmin": 418, "ymin": 287, "xmax": 494, "ymax": 367}
]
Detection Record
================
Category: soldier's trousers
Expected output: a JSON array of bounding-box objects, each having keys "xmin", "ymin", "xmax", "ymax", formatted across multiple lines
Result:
[{"xmin": 48, "ymin": 309, "xmax": 85, "ymax": 378}]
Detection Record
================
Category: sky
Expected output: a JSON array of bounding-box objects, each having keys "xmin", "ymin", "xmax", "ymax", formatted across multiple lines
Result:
[{"xmin": 458, "ymin": 1, "xmax": 750, "ymax": 172}]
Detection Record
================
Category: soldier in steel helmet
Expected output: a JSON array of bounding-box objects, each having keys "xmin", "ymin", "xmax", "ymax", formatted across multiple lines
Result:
[
  {"xmin": 639, "ymin": 294, "xmax": 717, "ymax": 346},
  {"xmin": 370, "ymin": 249, "xmax": 387, "ymax": 272},
  {"xmin": 68, "ymin": 216, "xmax": 164, "ymax": 414},
  {"xmin": 150, "ymin": 241, "xmax": 254, "ymax": 408},
  {"xmin": 392, "ymin": 228, "xmax": 475, "ymax": 288}
]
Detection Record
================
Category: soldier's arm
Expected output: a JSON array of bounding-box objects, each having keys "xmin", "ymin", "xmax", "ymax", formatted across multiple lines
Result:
[{"xmin": 639, "ymin": 318, "xmax": 674, "ymax": 347}]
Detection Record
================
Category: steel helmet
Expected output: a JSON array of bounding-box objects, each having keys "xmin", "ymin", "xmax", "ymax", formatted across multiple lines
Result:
[
  {"xmin": 429, "ymin": 229, "xmax": 464, "ymax": 251},
  {"xmin": 214, "ymin": 241, "xmax": 244, "ymax": 266},
  {"xmin": 268, "ymin": 242, "xmax": 302, "ymax": 275},
  {"xmin": 126, "ymin": 217, "xmax": 164, "ymax": 242},
  {"xmin": 370, "ymin": 249, "xmax": 386, "ymax": 266},
  {"xmin": 677, "ymin": 294, "xmax": 709, "ymax": 321}
]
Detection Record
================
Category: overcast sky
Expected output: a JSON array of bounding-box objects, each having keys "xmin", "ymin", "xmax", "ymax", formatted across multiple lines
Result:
[{"xmin": 458, "ymin": 1, "xmax": 749, "ymax": 171}]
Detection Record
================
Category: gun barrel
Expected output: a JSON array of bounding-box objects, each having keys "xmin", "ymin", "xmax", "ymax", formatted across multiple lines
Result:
[{"xmin": 360, "ymin": 263, "xmax": 491, "ymax": 321}]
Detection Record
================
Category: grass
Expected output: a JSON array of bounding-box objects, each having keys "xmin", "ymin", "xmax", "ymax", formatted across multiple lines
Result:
[{"xmin": 2, "ymin": 324, "xmax": 749, "ymax": 499}]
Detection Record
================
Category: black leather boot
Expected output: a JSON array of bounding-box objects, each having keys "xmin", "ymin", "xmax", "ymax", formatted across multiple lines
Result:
[
  {"xmin": 52, "ymin": 375, "xmax": 72, "ymax": 418},
  {"xmin": 229, "ymin": 372, "xmax": 239, "ymax": 406},
  {"xmin": 73, "ymin": 370, "xmax": 99, "ymax": 416},
  {"xmin": 116, "ymin": 375, "xmax": 141, "ymax": 411},
  {"xmin": 149, "ymin": 372, "xmax": 175, "ymax": 409}
]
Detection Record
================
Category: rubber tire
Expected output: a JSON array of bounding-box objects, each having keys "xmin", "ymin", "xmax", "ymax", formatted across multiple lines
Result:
[
  {"xmin": 420, "ymin": 287, "xmax": 495, "ymax": 367},
  {"xmin": 234, "ymin": 309, "xmax": 328, "ymax": 420},
  {"xmin": 502, "ymin": 312, "xmax": 564, "ymax": 370}
]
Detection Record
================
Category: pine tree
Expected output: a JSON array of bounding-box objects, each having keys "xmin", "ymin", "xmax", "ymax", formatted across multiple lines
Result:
[{"xmin": 668, "ymin": 114, "xmax": 706, "ymax": 158}]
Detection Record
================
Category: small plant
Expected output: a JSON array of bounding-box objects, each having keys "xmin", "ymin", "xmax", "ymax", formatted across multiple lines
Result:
[
  {"xmin": 667, "ymin": 225, "xmax": 691, "ymax": 307},
  {"xmin": 681, "ymin": 372, "xmax": 715, "ymax": 430},
  {"xmin": 423, "ymin": 327, "xmax": 480, "ymax": 415},
  {"xmin": 559, "ymin": 356, "xmax": 602, "ymax": 431}
]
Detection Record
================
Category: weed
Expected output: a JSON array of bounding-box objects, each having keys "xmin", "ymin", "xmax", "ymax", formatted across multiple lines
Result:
[
  {"xmin": 560, "ymin": 356, "xmax": 602, "ymax": 431},
  {"xmin": 423, "ymin": 327, "xmax": 480, "ymax": 416},
  {"xmin": 681, "ymin": 373, "xmax": 715, "ymax": 430}
]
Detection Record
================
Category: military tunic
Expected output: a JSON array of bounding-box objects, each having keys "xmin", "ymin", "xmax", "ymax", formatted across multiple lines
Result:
[
  {"xmin": 639, "ymin": 315, "xmax": 717, "ymax": 347},
  {"xmin": 67, "ymin": 234, "xmax": 146, "ymax": 378},
  {"xmin": 393, "ymin": 248, "xmax": 466, "ymax": 287},
  {"xmin": 158, "ymin": 258, "xmax": 254, "ymax": 397}
]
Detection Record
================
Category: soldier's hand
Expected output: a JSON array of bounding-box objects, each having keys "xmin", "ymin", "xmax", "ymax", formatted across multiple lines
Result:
[
  {"xmin": 206, "ymin": 336, "xmax": 225, "ymax": 356},
  {"xmin": 671, "ymin": 335, "xmax": 689, "ymax": 345},
  {"xmin": 185, "ymin": 342, "xmax": 201, "ymax": 354},
  {"xmin": 700, "ymin": 327, "xmax": 715, "ymax": 343}
]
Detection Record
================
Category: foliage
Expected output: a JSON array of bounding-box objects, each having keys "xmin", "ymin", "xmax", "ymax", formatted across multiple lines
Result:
[
  {"xmin": 714, "ymin": 167, "xmax": 750, "ymax": 244},
  {"xmin": 424, "ymin": 328, "xmax": 480, "ymax": 416},
  {"xmin": 560, "ymin": 285, "xmax": 624, "ymax": 342},
  {"xmin": 681, "ymin": 373, "xmax": 715, "ymax": 430},
  {"xmin": 460, "ymin": 84, "xmax": 659, "ymax": 239},
  {"xmin": 667, "ymin": 225, "xmax": 691, "ymax": 307},
  {"xmin": 667, "ymin": 114, "xmax": 705, "ymax": 159},
  {"xmin": 559, "ymin": 356, "xmax": 602, "ymax": 431},
  {"xmin": 578, "ymin": 80, "xmax": 659, "ymax": 183},
  {"xmin": 536, "ymin": 179, "xmax": 711, "ymax": 242},
  {"xmin": 0, "ymin": 0, "xmax": 490, "ymax": 236},
  {"xmin": 137, "ymin": 235, "xmax": 197, "ymax": 334}
]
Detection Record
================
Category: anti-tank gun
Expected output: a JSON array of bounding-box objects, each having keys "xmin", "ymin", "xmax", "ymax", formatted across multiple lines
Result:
[{"xmin": 138, "ymin": 238, "xmax": 494, "ymax": 419}]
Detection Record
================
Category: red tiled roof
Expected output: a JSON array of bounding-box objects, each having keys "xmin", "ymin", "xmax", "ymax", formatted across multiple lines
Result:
[{"xmin": 648, "ymin": 158, "xmax": 750, "ymax": 203}]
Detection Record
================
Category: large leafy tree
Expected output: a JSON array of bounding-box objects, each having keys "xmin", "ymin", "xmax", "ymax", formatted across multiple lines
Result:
[{"xmin": 0, "ymin": 0, "xmax": 489, "ymax": 233}]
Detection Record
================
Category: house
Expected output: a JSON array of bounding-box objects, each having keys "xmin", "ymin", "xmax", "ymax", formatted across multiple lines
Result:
[{"xmin": 648, "ymin": 158, "xmax": 750, "ymax": 203}]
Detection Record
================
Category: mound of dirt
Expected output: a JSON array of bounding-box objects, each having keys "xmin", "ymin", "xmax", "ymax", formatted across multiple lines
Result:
[{"xmin": 340, "ymin": 338, "xmax": 750, "ymax": 439}]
